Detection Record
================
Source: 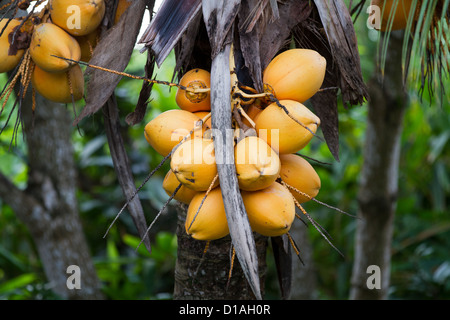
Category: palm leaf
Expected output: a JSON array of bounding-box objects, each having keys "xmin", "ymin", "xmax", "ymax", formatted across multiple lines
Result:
[{"xmin": 354, "ymin": 0, "xmax": 450, "ymax": 104}]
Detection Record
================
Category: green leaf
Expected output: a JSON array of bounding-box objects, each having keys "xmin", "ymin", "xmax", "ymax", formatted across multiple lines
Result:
[
  {"xmin": 0, "ymin": 273, "xmax": 37, "ymax": 295},
  {"xmin": 122, "ymin": 234, "xmax": 151, "ymax": 257}
]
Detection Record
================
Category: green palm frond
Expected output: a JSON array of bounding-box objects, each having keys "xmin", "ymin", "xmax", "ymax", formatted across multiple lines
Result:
[
  {"xmin": 353, "ymin": 0, "xmax": 450, "ymax": 104},
  {"xmin": 403, "ymin": 0, "xmax": 449, "ymax": 103}
]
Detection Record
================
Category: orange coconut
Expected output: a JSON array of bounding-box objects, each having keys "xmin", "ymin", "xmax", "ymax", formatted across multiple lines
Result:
[
  {"xmin": 193, "ymin": 111, "xmax": 212, "ymax": 129},
  {"xmin": 279, "ymin": 154, "xmax": 321, "ymax": 203},
  {"xmin": 49, "ymin": 0, "xmax": 106, "ymax": 36},
  {"xmin": 241, "ymin": 182, "xmax": 295, "ymax": 237},
  {"xmin": 170, "ymin": 137, "xmax": 219, "ymax": 192},
  {"xmin": 0, "ymin": 19, "xmax": 25, "ymax": 73},
  {"xmin": 162, "ymin": 169, "xmax": 197, "ymax": 205},
  {"xmin": 371, "ymin": 0, "xmax": 414, "ymax": 31},
  {"xmin": 242, "ymin": 102, "xmax": 263, "ymax": 128},
  {"xmin": 234, "ymin": 136, "xmax": 280, "ymax": 191},
  {"xmin": 255, "ymin": 100, "xmax": 320, "ymax": 154},
  {"xmin": 75, "ymin": 27, "xmax": 100, "ymax": 62},
  {"xmin": 263, "ymin": 49, "xmax": 326, "ymax": 103},
  {"xmin": 144, "ymin": 109, "xmax": 205, "ymax": 157},
  {"xmin": 175, "ymin": 68, "xmax": 211, "ymax": 112},
  {"xmin": 114, "ymin": 0, "xmax": 133, "ymax": 24},
  {"xmin": 185, "ymin": 187, "xmax": 229, "ymax": 241},
  {"xmin": 29, "ymin": 23, "xmax": 81, "ymax": 73},
  {"xmin": 31, "ymin": 64, "xmax": 84, "ymax": 103}
]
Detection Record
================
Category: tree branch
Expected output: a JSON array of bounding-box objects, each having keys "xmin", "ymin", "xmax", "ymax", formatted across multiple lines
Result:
[{"xmin": 0, "ymin": 171, "xmax": 45, "ymax": 227}]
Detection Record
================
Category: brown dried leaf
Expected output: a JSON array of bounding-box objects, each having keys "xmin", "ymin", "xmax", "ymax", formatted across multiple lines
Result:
[
  {"xmin": 271, "ymin": 235, "xmax": 292, "ymax": 300},
  {"xmin": 310, "ymin": 87, "xmax": 340, "ymax": 162},
  {"xmin": 294, "ymin": 18, "xmax": 341, "ymax": 161},
  {"xmin": 313, "ymin": 0, "xmax": 369, "ymax": 106},
  {"xmin": 259, "ymin": 0, "xmax": 313, "ymax": 69},
  {"xmin": 237, "ymin": 0, "xmax": 313, "ymax": 91},
  {"xmin": 125, "ymin": 51, "xmax": 156, "ymax": 126},
  {"xmin": 8, "ymin": 25, "xmax": 31, "ymax": 55},
  {"xmin": 237, "ymin": 0, "xmax": 265, "ymax": 92},
  {"xmin": 173, "ymin": 10, "xmax": 204, "ymax": 78},
  {"xmin": 139, "ymin": 0, "xmax": 202, "ymax": 67},
  {"xmin": 202, "ymin": 0, "xmax": 241, "ymax": 57},
  {"xmin": 73, "ymin": 0, "xmax": 147, "ymax": 126}
]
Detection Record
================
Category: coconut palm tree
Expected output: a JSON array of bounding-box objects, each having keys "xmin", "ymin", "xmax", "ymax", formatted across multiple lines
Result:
[
  {"xmin": 2, "ymin": 0, "xmax": 447, "ymax": 300},
  {"xmin": 135, "ymin": 0, "xmax": 369, "ymax": 299}
]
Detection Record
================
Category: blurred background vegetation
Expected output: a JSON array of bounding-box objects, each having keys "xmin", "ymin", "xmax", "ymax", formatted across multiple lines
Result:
[{"xmin": 0, "ymin": 8, "xmax": 449, "ymax": 300}]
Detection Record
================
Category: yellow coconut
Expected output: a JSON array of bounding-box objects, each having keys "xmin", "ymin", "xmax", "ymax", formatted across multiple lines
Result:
[
  {"xmin": 29, "ymin": 23, "xmax": 81, "ymax": 73},
  {"xmin": 31, "ymin": 64, "xmax": 84, "ymax": 103},
  {"xmin": 49, "ymin": 0, "xmax": 106, "ymax": 36},
  {"xmin": 255, "ymin": 100, "xmax": 320, "ymax": 154},
  {"xmin": 371, "ymin": 0, "xmax": 414, "ymax": 31},
  {"xmin": 162, "ymin": 169, "xmax": 197, "ymax": 205},
  {"xmin": 144, "ymin": 109, "xmax": 205, "ymax": 157},
  {"xmin": 114, "ymin": 0, "xmax": 133, "ymax": 24},
  {"xmin": 75, "ymin": 27, "xmax": 100, "ymax": 62},
  {"xmin": 235, "ymin": 136, "xmax": 280, "ymax": 191},
  {"xmin": 170, "ymin": 137, "xmax": 219, "ymax": 192},
  {"xmin": 242, "ymin": 102, "xmax": 264, "ymax": 128},
  {"xmin": 241, "ymin": 182, "xmax": 295, "ymax": 237},
  {"xmin": 279, "ymin": 154, "xmax": 321, "ymax": 203},
  {"xmin": 176, "ymin": 68, "xmax": 211, "ymax": 113},
  {"xmin": 193, "ymin": 111, "xmax": 212, "ymax": 129},
  {"xmin": 0, "ymin": 19, "xmax": 25, "ymax": 73},
  {"xmin": 263, "ymin": 49, "xmax": 326, "ymax": 103},
  {"xmin": 185, "ymin": 187, "xmax": 229, "ymax": 241}
]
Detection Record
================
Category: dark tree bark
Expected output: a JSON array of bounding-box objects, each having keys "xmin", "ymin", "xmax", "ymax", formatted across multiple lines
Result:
[
  {"xmin": 0, "ymin": 93, "xmax": 104, "ymax": 299},
  {"xmin": 350, "ymin": 31, "xmax": 408, "ymax": 300},
  {"xmin": 173, "ymin": 205, "xmax": 267, "ymax": 299}
]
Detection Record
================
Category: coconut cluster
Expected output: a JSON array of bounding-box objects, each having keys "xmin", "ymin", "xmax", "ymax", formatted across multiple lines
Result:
[
  {"xmin": 0, "ymin": 0, "xmax": 132, "ymax": 103},
  {"xmin": 146, "ymin": 48, "xmax": 326, "ymax": 241}
]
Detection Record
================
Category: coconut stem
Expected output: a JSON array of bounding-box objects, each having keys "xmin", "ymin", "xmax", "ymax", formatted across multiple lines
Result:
[
  {"xmin": 192, "ymin": 240, "xmax": 211, "ymax": 280},
  {"xmin": 286, "ymin": 232, "xmax": 304, "ymax": 265},
  {"xmin": 49, "ymin": 55, "xmax": 210, "ymax": 94},
  {"xmin": 226, "ymin": 246, "xmax": 236, "ymax": 290},
  {"xmin": 280, "ymin": 179, "xmax": 355, "ymax": 218},
  {"xmin": 237, "ymin": 105, "xmax": 256, "ymax": 128},
  {"xmin": 268, "ymin": 94, "xmax": 323, "ymax": 141},
  {"xmin": 135, "ymin": 183, "xmax": 182, "ymax": 251},
  {"xmin": 293, "ymin": 195, "xmax": 344, "ymax": 258},
  {"xmin": 1, "ymin": 49, "xmax": 32, "ymax": 111}
]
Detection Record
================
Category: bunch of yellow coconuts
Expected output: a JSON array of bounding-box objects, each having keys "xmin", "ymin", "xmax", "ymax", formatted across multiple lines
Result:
[
  {"xmin": 145, "ymin": 48, "xmax": 327, "ymax": 241},
  {"xmin": 1, "ymin": 1, "xmax": 326, "ymax": 242},
  {"xmin": 0, "ymin": 0, "xmax": 132, "ymax": 103}
]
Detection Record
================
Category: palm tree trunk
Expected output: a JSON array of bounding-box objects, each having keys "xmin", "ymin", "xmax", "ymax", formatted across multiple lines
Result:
[
  {"xmin": 173, "ymin": 205, "xmax": 267, "ymax": 299},
  {"xmin": 0, "ymin": 93, "xmax": 104, "ymax": 300},
  {"xmin": 350, "ymin": 31, "xmax": 408, "ymax": 300}
]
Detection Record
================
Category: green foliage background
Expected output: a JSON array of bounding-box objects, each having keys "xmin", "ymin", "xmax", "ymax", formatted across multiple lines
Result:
[{"xmin": 0, "ymin": 19, "xmax": 449, "ymax": 299}]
